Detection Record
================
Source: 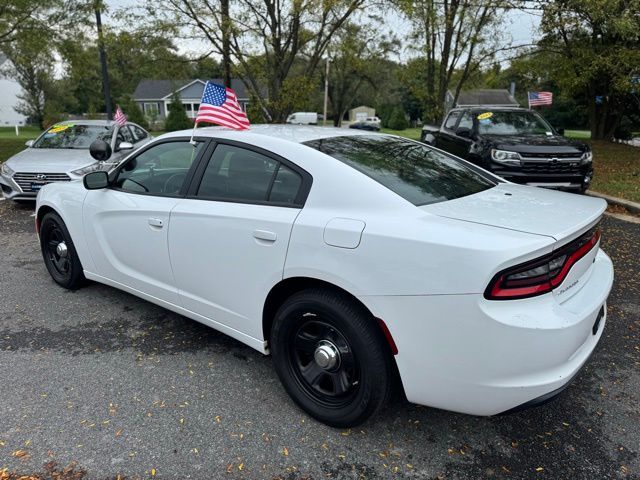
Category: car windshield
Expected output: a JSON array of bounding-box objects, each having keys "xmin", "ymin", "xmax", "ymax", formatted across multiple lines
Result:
[
  {"xmin": 305, "ymin": 135, "xmax": 496, "ymax": 206},
  {"xmin": 475, "ymin": 110, "xmax": 554, "ymax": 135},
  {"xmin": 33, "ymin": 124, "xmax": 113, "ymax": 149}
]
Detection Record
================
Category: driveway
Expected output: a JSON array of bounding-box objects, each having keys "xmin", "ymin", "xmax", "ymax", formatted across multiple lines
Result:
[{"xmin": 0, "ymin": 199, "xmax": 638, "ymax": 479}]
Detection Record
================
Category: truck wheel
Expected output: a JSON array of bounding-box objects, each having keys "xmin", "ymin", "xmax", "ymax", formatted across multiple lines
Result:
[{"xmin": 270, "ymin": 288, "xmax": 394, "ymax": 427}]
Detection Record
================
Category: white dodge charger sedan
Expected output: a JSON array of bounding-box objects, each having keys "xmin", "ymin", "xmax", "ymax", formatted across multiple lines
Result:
[{"xmin": 35, "ymin": 125, "xmax": 613, "ymax": 427}]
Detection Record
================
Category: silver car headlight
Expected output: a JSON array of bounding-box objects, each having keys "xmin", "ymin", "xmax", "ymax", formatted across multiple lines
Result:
[
  {"xmin": 71, "ymin": 162, "xmax": 101, "ymax": 177},
  {"xmin": 1, "ymin": 162, "xmax": 15, "ymax": 177},
  {"xmin": 491, "ymin": 149, "xmax": 521, "ymax": 165},
  {"xmin": 581, "ymin": 151, "xmax": 593, "ymax": 164}
]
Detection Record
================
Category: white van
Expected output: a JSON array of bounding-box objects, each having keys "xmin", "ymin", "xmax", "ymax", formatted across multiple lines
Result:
[{"xmin": 286, "ymin": 112, "xmax": 318, "ymax": 125}]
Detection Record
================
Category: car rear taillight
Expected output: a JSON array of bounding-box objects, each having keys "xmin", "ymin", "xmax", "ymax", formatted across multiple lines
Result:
[{"xmin": 485, "ymin": 226, "xmax": 601, "ymax": 300}]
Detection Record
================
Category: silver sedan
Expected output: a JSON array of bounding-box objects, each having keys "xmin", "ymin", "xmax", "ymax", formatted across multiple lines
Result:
[{"xmin": 0, "ymin": 120, "xmax": 151, "ymax": 201}]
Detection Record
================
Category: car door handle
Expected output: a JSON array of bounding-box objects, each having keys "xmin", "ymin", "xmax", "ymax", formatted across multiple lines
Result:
[
  {"xmin": 148, "ymin": 217, "xmax": 164, "ymax": 228},
  {"xmin": 253, "ymin": 229, "xmax": 277, "ymax": 242}
]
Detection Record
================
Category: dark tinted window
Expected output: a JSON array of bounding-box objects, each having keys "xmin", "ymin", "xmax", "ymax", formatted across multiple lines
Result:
[
  {"xmin": 117, "ymin": 126, "xmax": 133, "ymax": 145},
  {"xmin": 305, "ymin": 136, "xmax": 496, "ymax": 206},
  {"xmin": 270, "ymin": 164, "xmax": 302, "ymax": 204},
  {"xmin": 444, "ymin": 111, "xmax": 461, "ymax": 129},
  {"xmin": 116, "ymin": 141, "xmax": 203, "ymax": 195},
  {"xmin": 197, "ymin": 144, "xmax": 303, "ymax": 205}
]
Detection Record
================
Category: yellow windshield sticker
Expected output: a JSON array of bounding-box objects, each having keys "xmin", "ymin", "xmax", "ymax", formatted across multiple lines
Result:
[
  {"xmin": 477, "ymin": 112, "xmax": 493, "ymax": 120},
  {"xmin": 48, "ymin": 123, "xmax": 73, "ymax": 134}
]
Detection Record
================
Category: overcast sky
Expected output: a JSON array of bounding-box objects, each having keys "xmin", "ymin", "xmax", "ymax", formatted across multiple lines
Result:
[{"xmin": 103, "ymin": 0, "xmax": 542, "ymax": 66}]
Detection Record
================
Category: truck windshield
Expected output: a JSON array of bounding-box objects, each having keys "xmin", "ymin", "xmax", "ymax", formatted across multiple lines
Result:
[
  {"xmin": 305, "ymin": 135, "xmax": 496, "ymax": 206},
  {"xmin": 33, "ymin": 124, "xmax": 113, "ymax": 149},
  {"xmin": 476, "ymin": 111, "xmax": 554, "ymax": 135}
]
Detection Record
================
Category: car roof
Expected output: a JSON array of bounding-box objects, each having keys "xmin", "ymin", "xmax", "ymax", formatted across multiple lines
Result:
[
  {"xmin": 54, "ymin": 119, "xmax": 144, "ymax": 128},
  {"xmin": 158, "ymin": 124, "xmax": 384, "ymax": 144},
  {"xmin": 451, "ymin": 107, "xmax": 530, "ymax": 113}
]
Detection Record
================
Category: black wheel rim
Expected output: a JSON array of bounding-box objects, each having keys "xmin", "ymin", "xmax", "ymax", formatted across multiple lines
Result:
[
  {"xmin": 43, "ymin": 223, "xmax": 70, "ymax": 278},
  {"xmin": 290, "ymin": 316, "xmax": 360, "ymax": 408}
]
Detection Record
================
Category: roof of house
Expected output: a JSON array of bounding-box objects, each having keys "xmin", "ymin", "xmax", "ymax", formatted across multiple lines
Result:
[
  {"xmin": 133, "ymin": 78, "xmax": 250, "ymax": 100},
  {"xmin": 452, "ymin": 89, "xmax": 518, "ymax": 107}
]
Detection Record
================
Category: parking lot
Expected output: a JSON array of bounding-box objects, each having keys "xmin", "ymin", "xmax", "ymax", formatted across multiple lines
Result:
[{"xmin": 0, "ymin": 199, "xmax": 638, "ymax": 479}]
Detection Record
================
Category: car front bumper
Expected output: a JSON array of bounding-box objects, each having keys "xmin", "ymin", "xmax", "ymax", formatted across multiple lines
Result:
[
  {"xmin": 0, "ymin": 173, "xmax": 36, "ymax": 200},
  {"xmin": 359, "ymin": 248, "xmax": 613, "ymax": 416},
  {"xmin": 491, "ymin": 163, "xmax": 594, "ymax": 190}
]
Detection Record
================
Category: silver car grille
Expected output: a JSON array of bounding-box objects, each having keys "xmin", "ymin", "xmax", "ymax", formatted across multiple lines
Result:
[{"xmin": 13, "ymin": 172, "xmax": 71, "ymax": 192}]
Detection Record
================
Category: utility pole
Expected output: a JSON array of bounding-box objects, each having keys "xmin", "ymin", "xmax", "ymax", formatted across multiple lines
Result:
[
  {"xmin": 95, "ymin": 1, "xmax": 112, "ymax": 120},
  {"xmin": 323, "ymin": 57, "xmax": 330, "ymax": 127},
  {"xmin": 221, "ymin": 0, "xmax": 231, "ymax": 88}
]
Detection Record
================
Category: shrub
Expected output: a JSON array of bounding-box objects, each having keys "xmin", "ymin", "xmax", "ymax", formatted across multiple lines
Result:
[
  {"xmin": 388, "ymin": 107, "xmax": 409, "ymax": 130},
  {"xmin": 164, "ymin": 90, "xmax": 192, "ymax": 132},
  {"xmin": 118, "ymin": 96, "xmax": 149, "ymax": 130}
]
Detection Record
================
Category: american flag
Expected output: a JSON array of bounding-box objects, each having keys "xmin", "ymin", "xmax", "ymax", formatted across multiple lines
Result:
[
  {"xmin": 114, "ymin": 105, "xmax": 127, "ymax": 126},
  {"xmin": 528, "ymin": 91, "xmax": 553, "ymax": 107},
  {"xmin": 196, "ymin": 82, "xmax": 250, "ymax": 130}
]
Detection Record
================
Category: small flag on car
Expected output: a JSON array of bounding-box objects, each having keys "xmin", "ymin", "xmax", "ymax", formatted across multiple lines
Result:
[
  {"xmin": 114, "ymin": 105, "xmax": 127, "ymax": 126},
  {"xmin": 195, "ymin": 81, "xmax": 250, "ymax": 130},
  {"xmin": 528, "ymin": 91, "xmax": 553, "ymax": 107}
]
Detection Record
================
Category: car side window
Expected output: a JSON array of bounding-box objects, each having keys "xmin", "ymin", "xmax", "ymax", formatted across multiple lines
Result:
[
  {"xmin": 130, "ymin": 125, "xmax": 147, "ymax": 142},
  {"xmin": 444, "ymin": 111, "xmax": 461, "ymax": 130},
  {"xmin": 457, "ymin": 111, "xmax": 474, "ymax": 131},
  {"xmin": 196, "ymin": 144, "xmax": 302, "ymax": 205},
  {"xmin": 115, "ymin": 141, "xmax": 203, "ymax": 195},
  {"xmin": 116, "ymin": 126, "xmax": 134, "ymax": 147}
]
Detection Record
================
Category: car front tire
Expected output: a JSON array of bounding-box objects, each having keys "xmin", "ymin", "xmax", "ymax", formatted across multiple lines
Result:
[
  {"xmin": 40, "ymin": 212, "xmax": 86, "ymax": 290},
  {"xmin": 270, "ymin": 288, "xmax": 394, "ymax": 427}
]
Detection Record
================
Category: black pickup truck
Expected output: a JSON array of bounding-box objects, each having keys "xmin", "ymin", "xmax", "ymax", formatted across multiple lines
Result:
[{"xmin": 421, "ymin": 107, "xmax": 593, "ymax": 192}]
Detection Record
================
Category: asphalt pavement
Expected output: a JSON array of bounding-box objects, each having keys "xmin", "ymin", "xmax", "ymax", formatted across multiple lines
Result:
[{"xmin": 0, "ymin": 199, "xmax": 638, "ymax": 479}]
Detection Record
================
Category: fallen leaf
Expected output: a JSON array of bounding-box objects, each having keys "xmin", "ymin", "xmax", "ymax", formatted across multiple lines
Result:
[
  {"xmin": 283, "ymin": 447, "xmax": 289, "ymax": 456},
  {"xmin": 151, "ymin": 468, "xmax": 156, "ymax": 476}
]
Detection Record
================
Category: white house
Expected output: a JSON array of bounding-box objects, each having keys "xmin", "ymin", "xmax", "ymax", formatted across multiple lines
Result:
[{"xmin": 0, "ymin": 54, "xmax": 28, "ymax": 126}]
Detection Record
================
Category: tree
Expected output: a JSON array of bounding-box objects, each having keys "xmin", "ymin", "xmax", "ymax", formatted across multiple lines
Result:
[
  {"xmin": 118, "ymin": 95, "xmax": 149, "ymax": 129},
  {"xmin": 164, "ymin": 90, "xmax": 192, "ymax": 131},
  {"xmin": 324, "ymin": 22, "xmax": 396, "ymax": 126},
  {"xmin": 0, "ymin": 33, "xmax": 55, "ymax": 127},
  {"xmin": 538, "ymin": 0, "xmax": 640, "ymax": 139},
  {"xmin": 143, "ymin": 0, "xmax": 367, "ymax": 122},
  {"xmin": 397, "ymin": 0, "xmax": 518, "ymax": 123},
  {"xmin": 388, "ymin": 107, "xmax": 409, "ymax": 130}
]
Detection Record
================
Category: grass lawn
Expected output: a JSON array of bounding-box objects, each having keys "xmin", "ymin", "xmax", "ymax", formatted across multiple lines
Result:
[
  {"xmin": 566, "ymin": 130, "xmax": 591, "ymax": 139},
  {"xmin": 589, "ymin": 140, "xmax": 640, "ymax": 203},
  {"xmin": 381, "ymin": 127, "xmax": 422, "ymax": 141}
]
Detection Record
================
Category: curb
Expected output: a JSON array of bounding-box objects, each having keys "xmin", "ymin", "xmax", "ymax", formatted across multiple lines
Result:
[{"xmin": 587, "ymin": 191, "xmax": 640, "ymax": 215}]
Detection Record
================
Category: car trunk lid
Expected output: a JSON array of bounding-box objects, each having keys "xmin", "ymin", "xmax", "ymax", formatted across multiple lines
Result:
[{"xmin": 421, "ymin": 184, "xmax": 606, "ymax": 242}]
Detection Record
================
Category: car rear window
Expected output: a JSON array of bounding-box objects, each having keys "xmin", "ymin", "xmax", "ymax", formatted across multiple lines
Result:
[{"xmin": 304, "ymin": 135, "xmax": 496, "ymax": 206}]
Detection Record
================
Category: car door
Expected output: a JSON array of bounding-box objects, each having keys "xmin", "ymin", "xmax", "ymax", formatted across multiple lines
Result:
[
  {"xmin": 83, "ymin": 138, "xmax": 207, "ymax": 305},
  {"xmin": 435, "ymin": 110, "xmax": 461, "ymax": 152},
  {"xmin": 168, "ymin": 141, "xmax": 311, "ymax": 340},
  {"xmin": 448, "ymin": 110, "xmax": 475, "ymax": 159}
]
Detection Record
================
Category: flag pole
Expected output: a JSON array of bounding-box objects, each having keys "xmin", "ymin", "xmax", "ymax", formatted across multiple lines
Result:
[
  {"xmin": 190, "ymin": 81, "xmax": 207, "ymax": 145},
  {"xmin": 527, "ymin": 92, "xmax": 531, "ymax": 109}
]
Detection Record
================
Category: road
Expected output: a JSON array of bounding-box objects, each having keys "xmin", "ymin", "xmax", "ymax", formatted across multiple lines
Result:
[{"xmin": 0, "ymin": 199, "xmax": 638, "ymax": 479}]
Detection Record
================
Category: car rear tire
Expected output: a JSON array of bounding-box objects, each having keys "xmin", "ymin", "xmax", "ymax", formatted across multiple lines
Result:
[
  {"xmin": 270, "ymin": 288, "xmax": 394, "ymax": 427},
  {"xmin": 40, "ymin": 212, "xmax": 86, "ymax": 290}
]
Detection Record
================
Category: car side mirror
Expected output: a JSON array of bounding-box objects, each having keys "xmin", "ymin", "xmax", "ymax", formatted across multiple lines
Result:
[
  {"xmin": 83, "ymin": 171, "xmax": 109, "ymax": 190},
  {"xmin": 89, "ymin": 139, "xmax": 112, "ymax": 161},
  {"xmin": 456, "ymin": 127, "xmax": 472, "ymax": 138},
  {"xmin": 25, "ymin": 139, "xmax": 34, "ymax": 147},
  {"xmin": 556, "ymin": 128, "xmax": 565, "ymax": 136},
  {"xmin": 118, "ymin": 141, "xmax": 134, "ymax": 151}
]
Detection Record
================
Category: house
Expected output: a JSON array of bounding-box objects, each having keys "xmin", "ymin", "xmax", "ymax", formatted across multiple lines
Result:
[
  {"xmin": 132, "ymin": 78, "xmax": 250, "ymax": 122},
  {"xmin": 348, "ymin": 105, "xmax": 375, "ymax": 123},
  {"xmin": 445, "ymin": 89, "xmax": 519, "ymax": 112},
  {"xmin": 0, "ymin": 54, "xmax": 28, "ymax": 126}
]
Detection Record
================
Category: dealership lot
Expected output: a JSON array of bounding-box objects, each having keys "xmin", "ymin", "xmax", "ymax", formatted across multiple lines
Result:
[{"xmin": 0, "ymin": 200, "xmax": 638, "ymax": 479}]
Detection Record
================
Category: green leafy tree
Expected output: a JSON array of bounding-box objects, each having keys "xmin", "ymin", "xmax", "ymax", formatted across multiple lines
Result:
[
  {"xmin": 539, "ymin": 0, "xmax": 640, "ymax": 139},
  {"xmin": 164, "ymin": 90, "xmax": 192, "ymax": 131},
  {"xmin": 396, "ymin": 0, "xmax": 519, "ymax": 123},
  {"xmin": 118, "ymin": 95, "xmax": 149, "ymax": 129},
  {"xmin": 388, "ymin": 107, "xmax": 409, "ymax": 130}
]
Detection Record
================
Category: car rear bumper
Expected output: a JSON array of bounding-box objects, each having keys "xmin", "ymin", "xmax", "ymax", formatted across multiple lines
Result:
[{"xmin": 359, "ymin": 248, "xmax": 613, "ymax": 416}]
